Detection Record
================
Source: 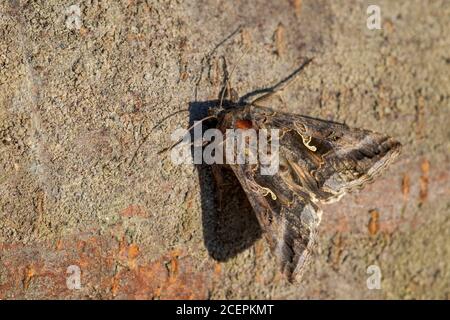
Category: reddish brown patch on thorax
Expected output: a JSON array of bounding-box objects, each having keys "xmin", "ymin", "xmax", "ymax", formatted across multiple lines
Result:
[{"xmin": 235, "ymin": 119, "xmax": 253, "ymax": 129}]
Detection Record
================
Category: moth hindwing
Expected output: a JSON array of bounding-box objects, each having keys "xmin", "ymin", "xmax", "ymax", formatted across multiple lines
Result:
[{"xmin": 212, "ymin": 103, "xmax": 401, "ymax": 283}]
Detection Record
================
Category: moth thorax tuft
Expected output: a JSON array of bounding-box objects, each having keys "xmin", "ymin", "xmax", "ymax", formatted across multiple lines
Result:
[{"xmin": 235, "ymin": 119, "xmax": 253, "ymax": 130}]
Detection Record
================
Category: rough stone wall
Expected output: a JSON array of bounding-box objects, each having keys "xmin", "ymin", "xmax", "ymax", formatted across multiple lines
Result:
[{"xmin": 0, "ymin": 0, "xmax": 449, "ymax": 299}]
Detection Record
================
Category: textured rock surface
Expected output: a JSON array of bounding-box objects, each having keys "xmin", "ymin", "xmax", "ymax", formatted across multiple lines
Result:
[{"xmin": 0, "ymin": 0, "xmax": 449, "ymax": 299}]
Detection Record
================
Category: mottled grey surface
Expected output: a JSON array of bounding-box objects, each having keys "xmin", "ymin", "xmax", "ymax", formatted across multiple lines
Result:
[{"xmin": 0, "ymin": 0, "xmax": 449, "ymax": 299}]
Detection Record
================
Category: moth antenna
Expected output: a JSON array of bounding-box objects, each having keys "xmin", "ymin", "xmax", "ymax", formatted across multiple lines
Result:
[
  {"xmin": 158, "ymin": 137, "xmax": 211, "ymax": 155},
  {"xmin": 156, "ymin": 115, "xmax": 217, "ymax": 155},
  {"xmin": 128, "ymin": 108, "xmax": 193, "ymax": 167},
  {"xmin": 183, "ymin": 115, "xmax": 217, "ymax": 135},
  {"xmin": 132, "ymin": 29, "xmax": 249, "ymax": 165},
  {"xmin": 194, "ymin": 25, "xmax": 244, "ymax": 101},
  {"xmin": 218, "ymin": 46, "xmax": 251, "ymax": 110},
  {"xmin": 152, "ymin": 108, "xmax": 191, "ymax": 131},
  {"xmin": 241, "ymin": 57, "xmax": 314, "ymax": 106}
]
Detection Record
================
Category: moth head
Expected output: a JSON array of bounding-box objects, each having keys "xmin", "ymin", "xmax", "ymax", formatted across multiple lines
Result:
[{"xmin": 208, "ymin": 104, "xmax": 250, "ymax": 129}]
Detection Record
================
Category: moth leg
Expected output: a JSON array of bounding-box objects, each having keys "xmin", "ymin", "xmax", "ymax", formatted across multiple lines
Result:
[
  {"xmin": 219, "ymin": 56, "xmax": 240, "ymax": 104},
  {"xmin": 247, "ymin": 58, "xmax": 313, "ymax": 107},
  {"xmin": 249, "ymin": 81, "xmax": 292, "ymax": 108}
]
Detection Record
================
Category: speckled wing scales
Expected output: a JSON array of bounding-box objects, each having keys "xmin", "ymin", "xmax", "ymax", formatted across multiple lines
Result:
[
  {"xmin": 243, "ymin": 105, "xmax": 402, "ymax": 203},
  {"xmin": 229, "ymin": 163, "xmax": 322, "ymax": 283},
  {"xmin": 219, "ymin": 104, "xmax": 401, "ymax": 283}
]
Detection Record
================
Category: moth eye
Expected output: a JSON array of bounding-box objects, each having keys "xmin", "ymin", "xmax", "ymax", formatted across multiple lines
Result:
[{"xmin": 279, "ymin": 164, "xmax": 288, "ymax": 172}]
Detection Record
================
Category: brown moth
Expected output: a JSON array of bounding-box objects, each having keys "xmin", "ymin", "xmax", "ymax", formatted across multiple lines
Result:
[{"xmin": 206, "ymin": 59, "xmax": 401, "ymax": 283}]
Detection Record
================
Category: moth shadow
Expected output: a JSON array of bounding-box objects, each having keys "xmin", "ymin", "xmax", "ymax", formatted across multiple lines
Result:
[{"xmin": 189, "ymin": 100, "xmax": 262, "ymax": 262}]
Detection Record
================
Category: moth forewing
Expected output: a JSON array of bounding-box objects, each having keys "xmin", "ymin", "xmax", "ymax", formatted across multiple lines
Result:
[{"xmin": 258, "ymin": 129, "xmax": 280, "ymax": 176}]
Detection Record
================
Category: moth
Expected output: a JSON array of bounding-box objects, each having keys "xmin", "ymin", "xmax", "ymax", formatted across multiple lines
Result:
[{"xmin": 203, "ymin": 59, "xmax": 401, "ymax": 283}]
